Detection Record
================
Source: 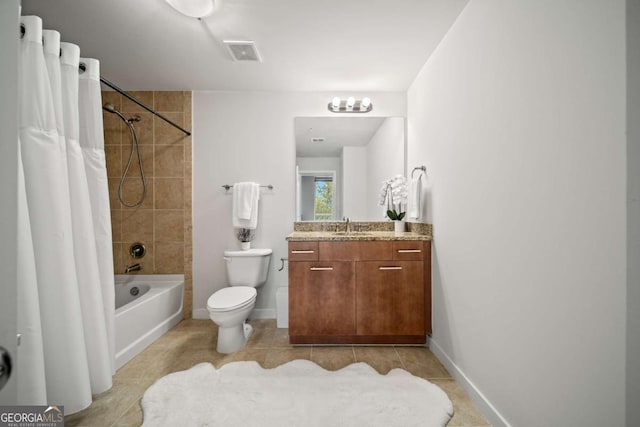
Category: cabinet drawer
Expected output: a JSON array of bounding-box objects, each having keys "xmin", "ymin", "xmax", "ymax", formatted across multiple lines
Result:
[
  {"xmin": 392, "ymin": 241, "xmax": 424, "ymax": 261},
  {"xmin": 318, "ymin": 241, "xmax": 392, "ymax": 261},
  {"xmin": 289, "ymin": 242, "xmax": 319, "ymax": 261}
]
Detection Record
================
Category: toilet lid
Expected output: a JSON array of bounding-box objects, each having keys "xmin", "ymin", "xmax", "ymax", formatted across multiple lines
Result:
[{"xmin": 207, "ymin": 287, "xmax": 257, "ymax": 311}]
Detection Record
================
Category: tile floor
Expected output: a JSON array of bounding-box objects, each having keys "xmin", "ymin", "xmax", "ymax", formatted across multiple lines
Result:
[{"xmin": 65, "ymin": 319, "xmax": 490, "ymax": 426}]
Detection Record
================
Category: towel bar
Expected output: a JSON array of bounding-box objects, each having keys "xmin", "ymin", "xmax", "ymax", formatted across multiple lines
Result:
[{"xmin": 222, "ymin": 184, "xmax": 274, "ymax": 191}]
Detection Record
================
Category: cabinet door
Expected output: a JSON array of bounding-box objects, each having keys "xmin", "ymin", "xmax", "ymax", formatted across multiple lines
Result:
[
  {"xmin": 356, "ymin": 261, "xmax": 425, "ymax": 336},
  {"xmin": 289, "ymin": 261, "xmax": 355, "ymax": 336}
]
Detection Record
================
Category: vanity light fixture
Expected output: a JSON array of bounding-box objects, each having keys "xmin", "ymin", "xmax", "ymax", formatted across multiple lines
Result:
[
  {"xmin": 165, "ymin": 0, "xmax": 216, "ymax": 18},
  {"xmin": 327, "ymin": 97, "xmax": 373, "ymax": 113}
]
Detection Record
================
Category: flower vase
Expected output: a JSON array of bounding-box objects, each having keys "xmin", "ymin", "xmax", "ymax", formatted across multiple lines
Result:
[
  {"xmin": 241, "ymin": 241, "xmax": 251, "ymax": 250},
  {"xmin": 394, "ymin": 221, "xmax": 405, "ymax": 234}
]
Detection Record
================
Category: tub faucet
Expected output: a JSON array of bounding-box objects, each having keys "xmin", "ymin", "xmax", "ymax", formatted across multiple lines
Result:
[
  {"xmin": 343, "ymin": 217, "xmax": 351, "ymax": 233},
  {"xmin": 124, "ymin": 263, "xmax": 141, "ymax": 274}
]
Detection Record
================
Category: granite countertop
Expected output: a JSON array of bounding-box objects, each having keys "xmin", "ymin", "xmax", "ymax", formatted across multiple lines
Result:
[
  {"xmin": 287, "ymin": 221, "xmax": 433, "ymax": 241},
  {"xmin": 286, "ymin": 231, "xmax": 431, "ymax": 242}
]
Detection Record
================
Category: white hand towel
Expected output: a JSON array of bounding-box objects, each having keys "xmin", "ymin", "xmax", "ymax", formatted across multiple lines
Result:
[
  {"xmin": 232, "ymin": 182, "xmax": 260, "ymax": 229},
  {"xmin": 408, "ymin": 175, "xmax": 422, "ymax": 219}
]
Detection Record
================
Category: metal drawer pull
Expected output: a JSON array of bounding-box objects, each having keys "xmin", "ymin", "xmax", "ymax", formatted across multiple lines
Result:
[
  {"xmin": 379, "ymin": 266, "xmax": 403, "ymax": 270},
  {"xmin": 292, "ymin": 250, "xmax": 315, "ymax": 254},
  {"xmin": 397, "ymin": 249, "xmax": 421, "ymax": 253},
  {"xmin": 310, "ymin": 267, "xmax": 333, "ymax": 271}
]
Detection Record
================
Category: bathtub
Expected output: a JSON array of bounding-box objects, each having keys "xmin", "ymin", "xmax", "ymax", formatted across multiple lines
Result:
[{"xmin": 114, "ymin": 274, "xmax": 184, "ymax": 369}]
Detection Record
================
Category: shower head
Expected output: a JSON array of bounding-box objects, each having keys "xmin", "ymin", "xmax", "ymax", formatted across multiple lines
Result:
[
  {"xmin": 102, "ymin": 103, "xmax": 116, "ymax": 113},
  {"xmin": 103, "ymin": 103, "xmax": 139, "ymax": 125}
]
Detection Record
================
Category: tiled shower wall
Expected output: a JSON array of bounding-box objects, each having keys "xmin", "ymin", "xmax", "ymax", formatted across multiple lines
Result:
[{"xmin": 102, "ymin": 91, "xmax": 193, "ymax": 318}]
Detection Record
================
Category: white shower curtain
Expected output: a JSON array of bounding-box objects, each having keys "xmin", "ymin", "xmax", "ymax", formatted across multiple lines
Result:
[
  {"xmin": 79, "ymin": 58, "xmax": 116, "ymax": 375},
  {"xmin": 17, "ymin": 15, "xmax": 114, "ymax": 413},
  {"xmin": 60, "ymin": 42, "xmax": 113, "ymax": 394}
]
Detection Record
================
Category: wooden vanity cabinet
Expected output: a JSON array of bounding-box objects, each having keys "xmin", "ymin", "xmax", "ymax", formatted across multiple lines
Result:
[
  {"xmin": 288, "ymin": 261, "xmax": 355, "ymax": 337},
  {"xmin": 288, "ymin": 239, "xmax": 431, "ymax": 344}
]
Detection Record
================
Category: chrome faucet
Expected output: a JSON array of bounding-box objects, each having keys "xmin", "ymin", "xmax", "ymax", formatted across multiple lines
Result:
[
  {"xmin": 124, "ymin": 263, "xmax": 141, "ymax": 274},
  {"xmin": 344, "ymin": 217, "xmax": 351, "ymax": 233}
]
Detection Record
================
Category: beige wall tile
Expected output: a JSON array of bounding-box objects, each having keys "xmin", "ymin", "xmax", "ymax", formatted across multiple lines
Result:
[
  {"xmin": 112, "ymin": 242, "xmax": 124, "ymax": 275},
  {"xmin": 154, "ymin": 210, "xmax": 185, "ymax": 242},
  {"xmin": 154, "ymin": 144, "xmax": 184, "ymax": 178},
  {"xmin": 154, "ymin": 92, "xmax": 185, "ymax": 112},
  {"xmin": 121, "ymin": 91, "xmax": 153, "ymax": 113},
  {"xmin": 122, "ymin": 209, "xmax": 153, "ymax": 242},
  {"xmin": 105, "ymin": 145, "xmax": 122, "ymax": 178},
  {"xmin": 123, "ymin": 241, "xmax": 154, "ymax": 275},
  {"xmin": 130, "ymin": 112, "xmax": 154, "ymax": 145},
  {"xmin": 103, "ymin": 113, "xmax": 122, "ymax": 145},
  {"xmin": 121, "ymin": 144, "xmax": 154, "ymax": 178},
  {"xmin": 104, "ymin": 90, "xmax": 191, "ymax": 310},
  {"xmin": 183, "ymin": 288, "xmax": 193, "ymax": 320},
  {"xmin": 120, "ymin": 177, "xmax": 153, "ymax": 210},
  {"xmin": 185, "ymin": 137, "xmax": 192, "ymax": 161},
  {"xmin": 101, "ymin": 91, "xmax": 121, "ymax": 110},
  {"xmin": 111, "ymin": 210, "xmax": 123, "ymax": 242},
  {"xmin": 154, "ymin": 113, "xmax": 186, "ymax": 145},
  {"xmin": 108, "ymin": 178, "xmax": 121, "ymax": 209},
  {"xmin": 182, "ymin": 91, "xmax": 192, "ymax": 112},
  {"xmin": 154, "ymin": 178, "xmax": 184, "ymax": 209},
  {"xmin": 155, "ymin": 241, "xmax": 184, "ymax": 274}
]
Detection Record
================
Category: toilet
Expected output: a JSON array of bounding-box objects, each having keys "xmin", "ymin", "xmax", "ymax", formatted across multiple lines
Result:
[{"xmin": 207, "ymin": 248, "xmax": 272, "ymax": 353}]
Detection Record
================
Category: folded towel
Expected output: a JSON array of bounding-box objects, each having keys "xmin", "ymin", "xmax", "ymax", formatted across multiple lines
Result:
[
  {"xmin": 232, "ymin": 182, "xmax": 260, "ymax": 229},
  {"xmin": 408, "ymin": 175, "xmax": 422, "ymax": 219}
]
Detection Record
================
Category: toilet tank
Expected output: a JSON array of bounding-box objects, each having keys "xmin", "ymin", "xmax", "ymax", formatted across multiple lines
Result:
[{"xmin": 224, "ymin": 248, "xmax": 272, "ymax": 287}]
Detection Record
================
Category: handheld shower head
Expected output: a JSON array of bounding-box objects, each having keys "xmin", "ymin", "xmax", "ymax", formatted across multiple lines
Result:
[{"xmin": 103, "ymin": 103, "xmax": 138, "ymax": 124}]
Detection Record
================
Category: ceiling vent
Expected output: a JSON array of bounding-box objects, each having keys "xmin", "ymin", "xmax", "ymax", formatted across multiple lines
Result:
[{"xmin": 223, "ymin": 40, "xmax": 262, "ymax": 62}]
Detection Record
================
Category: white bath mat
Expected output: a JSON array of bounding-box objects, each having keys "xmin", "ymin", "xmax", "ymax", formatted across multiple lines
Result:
[{"xmin": 141, "ymin": 360, "xmax": 453, "ymax": 427}]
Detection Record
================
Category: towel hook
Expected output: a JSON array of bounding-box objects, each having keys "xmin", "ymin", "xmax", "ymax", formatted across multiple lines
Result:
[{"xmin": 411, "ymin": 165, "xmax": 426, "ymax": 179}]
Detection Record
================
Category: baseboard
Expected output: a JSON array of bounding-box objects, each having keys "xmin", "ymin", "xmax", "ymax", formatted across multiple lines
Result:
[
  {"xmin": 192, "ymin": 308, "xmax": 275, "ymax": 320},
  {"xmin": 192, "ymin": 308, "xmax": 208, "ymax": 319},
  {"xmin": 429, "ymin": 338, "xmax": 512, "ymax": 427}
]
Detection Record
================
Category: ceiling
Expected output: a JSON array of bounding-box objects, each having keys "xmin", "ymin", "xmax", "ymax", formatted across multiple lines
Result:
[
  {"xmin": 295, "ymin": 117, "xmax": 386, "ymax": 157},
  {"xmin": 20, "ymin": 0, "xmax": 468, "ymax": 92}
]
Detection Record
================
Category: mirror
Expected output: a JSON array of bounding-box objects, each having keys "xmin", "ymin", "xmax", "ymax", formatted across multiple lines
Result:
[{"xmin": 295, "ymin": 116, "xmax": 405, "ymax": 221}]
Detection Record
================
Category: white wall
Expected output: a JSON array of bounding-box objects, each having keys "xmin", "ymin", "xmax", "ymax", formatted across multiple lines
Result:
[
  {"xmin": 193, "ymin": 91, "xmax": 405, "ymax": 318},
  {"xmin": 628, "ymin": 1, "xmax": 640, "ymax": 425},
  {"xmin": 342, "ymin": 146, "xmax": 367, "ymax": 220},
  {"xmin": 0, "ymin": 0, "xmax": 20, "ymax": 404},
  {"xmin": 366, "ymin": 117, "xmax": 405, "ymax": 219},
  {"xmin": 407, "ymin": 1, "xmax": 626, "ymax": 426}
]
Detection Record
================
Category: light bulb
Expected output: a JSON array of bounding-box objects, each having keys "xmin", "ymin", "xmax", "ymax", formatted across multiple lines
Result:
[
  {"xmin": 331, "ymin": 97, "xmax": 341, "ymax": 111},
  {"xmin": 346, "ymin": 97, "xmax": 355, "ymax": 110},
  {"xmin": 361, "ymin": 97, "xmax": 371, "ymax": 110}
]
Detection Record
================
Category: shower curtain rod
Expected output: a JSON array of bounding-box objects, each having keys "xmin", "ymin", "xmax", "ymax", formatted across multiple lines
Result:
[{"xmin": 99, "ymin": 76, "xmax": 192, "ymax": 136}]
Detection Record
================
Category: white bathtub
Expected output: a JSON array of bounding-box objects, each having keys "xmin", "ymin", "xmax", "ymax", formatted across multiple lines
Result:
[{"xmin": 114, "ymin": 274, "xmax": 184, "ymax": 369}]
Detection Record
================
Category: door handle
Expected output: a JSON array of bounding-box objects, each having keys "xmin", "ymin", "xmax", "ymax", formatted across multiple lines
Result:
[
  {"xmin": 292, "ymin": 250, "xmax": 315, "ymax": 254},
  {"xmin": 310, "ymin": 267, "xmax": 333, "ymax": 271},
  {"xmin": 0, "ymin": 346, "xmax": 12, "ymax": 391},
  {"xmin": 379, "ymin": 266, "xmax": 403, "ymax": 270},
  {"xmin": 397, "ymin": 249, "xmax": 421, "ymax": 253}
]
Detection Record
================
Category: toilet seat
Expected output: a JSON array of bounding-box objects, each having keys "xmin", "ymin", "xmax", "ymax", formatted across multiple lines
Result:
[{"xmin": 207, "ymin": 287, "xmax": 256, "ymax": 312}]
